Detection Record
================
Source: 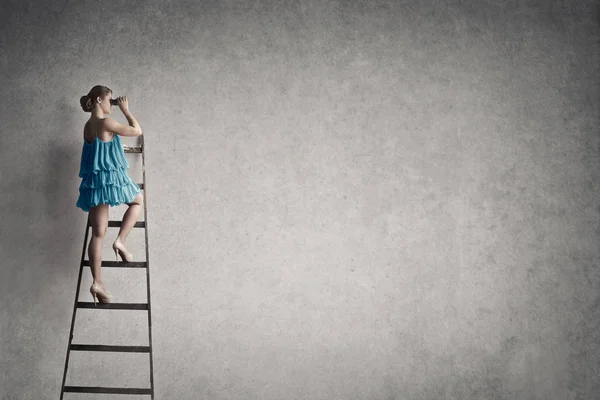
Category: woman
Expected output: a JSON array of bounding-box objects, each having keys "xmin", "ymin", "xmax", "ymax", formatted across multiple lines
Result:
[{"xmin": 77, "ymin": 85, "xmax": 144, "ymax": 305}]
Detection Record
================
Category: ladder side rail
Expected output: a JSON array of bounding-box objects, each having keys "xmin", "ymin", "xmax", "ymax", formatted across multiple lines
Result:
[
  {"xmin": 142, "ymin": 135, "xmax": 155, "ymax": 399},
  {"xmin": 60, "ymin": 214, "xmax": 91, "ymax": 399}
]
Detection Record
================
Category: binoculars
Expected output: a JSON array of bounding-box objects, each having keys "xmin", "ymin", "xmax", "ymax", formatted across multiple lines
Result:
[{"xmin": 109, "ymin": 98, "xmax": 120, "ymax": 106}]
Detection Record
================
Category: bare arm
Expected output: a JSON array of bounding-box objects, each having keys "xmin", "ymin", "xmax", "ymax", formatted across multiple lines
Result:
[
  {"xmin": 104, "ymin": 115, "xmax": 142, "ymax": 137},
  {"xmin": 122, "ymin": 109, "xmax": 142, "ymax": 135},
  {"xmin": 104, "ymin": 96, "xmax": 142, "ymax": 137}
]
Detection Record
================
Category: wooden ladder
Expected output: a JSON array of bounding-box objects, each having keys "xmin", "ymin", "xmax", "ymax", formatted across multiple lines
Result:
[{"xmin": 60, "ymin": 136, "xmax": 154, "ymax": 398}]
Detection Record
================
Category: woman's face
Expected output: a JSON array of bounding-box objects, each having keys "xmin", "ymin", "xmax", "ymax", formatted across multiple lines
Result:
[{"xmin": 96, "ymin": 92, "xmax": 112, "ymax": 114}]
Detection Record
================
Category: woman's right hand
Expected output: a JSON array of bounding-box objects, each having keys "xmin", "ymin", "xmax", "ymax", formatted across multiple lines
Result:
[{"xmin": 117, "ymin": 96, "xmax": 129, "ymax": 112}]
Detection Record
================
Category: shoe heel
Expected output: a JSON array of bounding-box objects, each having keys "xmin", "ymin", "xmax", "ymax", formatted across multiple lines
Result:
[
  {"xmin": 90, "ymin": 283, "xmax": 113, "ymax": 304},
  {"xmin": 90, "ymin": 291, "xmax": 97, "ymax": 307},
  {"xmin": 112, "ymin": 243, "xmax": 133, "ymax": 263}
]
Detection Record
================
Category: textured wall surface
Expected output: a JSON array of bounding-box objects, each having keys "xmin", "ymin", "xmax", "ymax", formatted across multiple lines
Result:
[{"xmin": 1, "ymin": 0, "xmax": 599, "ymax": 399}]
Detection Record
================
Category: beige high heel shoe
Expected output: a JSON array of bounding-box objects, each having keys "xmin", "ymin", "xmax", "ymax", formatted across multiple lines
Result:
[
  {"xmin": 112, "ymin": 240, "xmax": 133, "ymax": 262},
  {"xmin": 90, "ymin": 283, "xmax": 112, "ymax": 306}
]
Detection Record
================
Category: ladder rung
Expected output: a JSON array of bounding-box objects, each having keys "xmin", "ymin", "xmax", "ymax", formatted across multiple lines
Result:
[
  {"xmin": 64, "ymin": 386, "xmax": 152, "ymax": 394},
  {"xmin": 70, "ymin": 344, "xmax": 150, "ymax": 353},
  {"xmin": 83, "ymin": 260, "xmax": 147, "ymax": 268},
  {"xmin": 123, "ymin": 146, "xmax": 143, "ymax": 153},
  {"xmin": 87, "ymin": 221, "xmax": 145, "ymax": 228},
  {"xmin": 77, "ymin": 302, "xmax": 148, "ymax": 310},
  {"xmin": 108, "ymin": 221, "xmax": 145, "ymax": 228}
]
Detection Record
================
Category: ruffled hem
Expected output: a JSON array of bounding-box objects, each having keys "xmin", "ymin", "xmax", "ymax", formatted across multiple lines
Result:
[
  {"xmin": 78, "ymin": 135, "xmax": 130, "ymax": 178},
  {"xmin": 79, "ymin": 167, "xmax": 134, "ymax": 189},
  {"xmin": 76, "ymin": 181, "xmax": 141, "ymax": 212}
]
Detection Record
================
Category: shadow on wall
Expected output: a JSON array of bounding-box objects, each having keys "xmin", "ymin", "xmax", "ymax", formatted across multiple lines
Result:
[{"xmin": 42, "ymin": 99, "xmax": 88, "ymax": 276}]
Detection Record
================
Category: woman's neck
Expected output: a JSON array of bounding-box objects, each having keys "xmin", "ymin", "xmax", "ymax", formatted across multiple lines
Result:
[{"xmin": 91, "ymin": 108, "xmax": 104, "ymax": 119}]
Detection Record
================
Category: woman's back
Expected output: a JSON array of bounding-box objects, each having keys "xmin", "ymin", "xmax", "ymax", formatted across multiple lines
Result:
[{"xmin": 84, "ymin": 118, "xmax": 114, "ymax": 144}]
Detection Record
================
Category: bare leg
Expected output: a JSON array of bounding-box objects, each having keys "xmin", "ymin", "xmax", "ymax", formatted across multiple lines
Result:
[
  {"xmin": 113, "ymin": 193, "xmax": 144, "ymax": 251},
  {"xmin": 88, "ymin": 204, "xmax": 109, "ymax": 286}
]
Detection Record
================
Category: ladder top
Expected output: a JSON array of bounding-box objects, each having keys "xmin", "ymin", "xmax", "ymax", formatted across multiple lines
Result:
[{"xmin": 123, "ymin": 146, "xmax": 142, "ymax": 153}]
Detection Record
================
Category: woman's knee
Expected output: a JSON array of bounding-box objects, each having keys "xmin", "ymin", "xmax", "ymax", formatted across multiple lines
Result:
[
  {"xmin": 128, "ymin": 193, "xmax": 144, "ymax": 206},
  {"xmin": 89, "ymin": 204, "xmax": 108, "ymax": 238},
  {"xmin": 91, "ymin": 226, "xmax": 107, "ymax": 239}
]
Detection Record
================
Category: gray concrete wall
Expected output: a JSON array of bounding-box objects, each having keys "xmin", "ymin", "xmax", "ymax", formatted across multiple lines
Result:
[{"xmin": 1, "ymin": 0, "xmax": 598, "ymax": 399}]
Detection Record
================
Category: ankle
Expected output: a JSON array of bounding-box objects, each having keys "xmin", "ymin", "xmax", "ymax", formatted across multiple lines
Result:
[{"xmin": 93, "ymin": 279, "xmax": 104, "ymax": 286}]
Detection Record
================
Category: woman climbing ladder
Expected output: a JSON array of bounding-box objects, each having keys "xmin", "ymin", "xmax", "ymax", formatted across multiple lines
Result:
[{"xmin": 77, "ymin": 85, "xmax": 144, "ymax": 305}]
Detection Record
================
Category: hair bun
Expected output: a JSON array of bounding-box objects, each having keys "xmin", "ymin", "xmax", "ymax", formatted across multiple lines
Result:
[{"xmin": 79, "ymin": 95, "xmax": 93, "ymax": 112}]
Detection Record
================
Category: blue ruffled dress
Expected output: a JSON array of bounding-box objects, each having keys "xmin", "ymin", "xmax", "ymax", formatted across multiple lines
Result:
[{"xmin": 76, "ymin": 134, "xmax": 141, "ymax": 212}]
